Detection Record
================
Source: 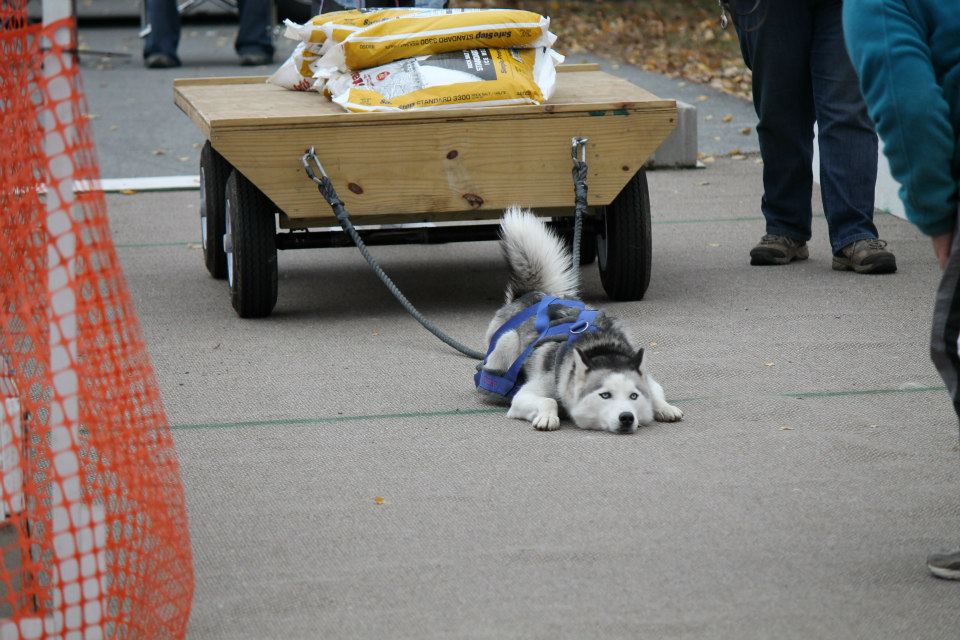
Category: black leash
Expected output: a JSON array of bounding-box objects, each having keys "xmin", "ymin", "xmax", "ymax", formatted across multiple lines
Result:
[{"xmin": 302, "ymin": 136, "xmax": 589, "ymax": 360}]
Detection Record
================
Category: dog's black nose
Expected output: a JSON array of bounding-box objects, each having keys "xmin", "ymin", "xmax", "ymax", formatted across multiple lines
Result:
[{"xmin": 618, "ymin": 412, "xmax": 634, "ymax": 427}]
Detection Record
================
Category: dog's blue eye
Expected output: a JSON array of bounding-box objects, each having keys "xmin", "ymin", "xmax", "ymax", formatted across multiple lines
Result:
[
  {"xmin": 630, "ymin": 393, "xmax": 638, "ymax": 400},
  {"xmin": 599, "ymin": 392, "xmax": 611, "ymax": 399}
]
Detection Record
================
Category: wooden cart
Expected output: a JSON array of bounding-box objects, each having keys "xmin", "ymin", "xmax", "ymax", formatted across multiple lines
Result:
[{"xmin": 173, "ymin": 64, "xmax": 677, "ymax": 318}]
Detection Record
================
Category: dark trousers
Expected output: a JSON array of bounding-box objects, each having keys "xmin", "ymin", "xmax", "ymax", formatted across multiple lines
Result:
[
  {"xmin": 732, "ymin": 0, "xmax": 879, "ymax": 253},
  {"xmin": 931, "ymin": 211, "xmax": 960, "ymax": 426},
  {"xmin": 144, "ymin": 0, "xmax": 274, "ymax": 62}
]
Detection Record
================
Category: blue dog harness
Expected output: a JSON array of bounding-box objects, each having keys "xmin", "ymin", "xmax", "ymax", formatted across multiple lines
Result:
[{"xmin": 474, "ymin": 296, "xmax": 600, "ymax": 398}]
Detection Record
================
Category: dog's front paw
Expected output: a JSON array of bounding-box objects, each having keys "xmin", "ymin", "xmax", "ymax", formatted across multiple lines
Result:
[
  {"xmin": 655, "ymin": 404, "xmax": 683, "ymax": 422},
  {"xmin": 532, "ymin": 412, "xmax": 560, "ymax": 431}
]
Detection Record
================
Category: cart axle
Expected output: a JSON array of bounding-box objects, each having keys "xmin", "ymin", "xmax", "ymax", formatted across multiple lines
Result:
[{"xmin": 275, "ymin": 220, "xmax": 600, "ymax": 251}]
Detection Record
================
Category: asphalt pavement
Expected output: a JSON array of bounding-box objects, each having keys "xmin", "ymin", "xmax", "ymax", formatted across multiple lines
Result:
[{"xmin": 75, "ymin": 12, "xmax": 960, "ymax": 640}]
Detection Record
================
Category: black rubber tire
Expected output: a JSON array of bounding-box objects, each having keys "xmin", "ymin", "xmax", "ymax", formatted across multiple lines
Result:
[
  {"xmin": 200, "ymin": 141, "xmax": 231, "ymax": 279},
  {"xmin": 224, "ymin": 170, "xmax": 278, "ymax": 318},
  {"xmin": 597, "ymin": 169, "xmax": 653, "ymax": 301}
]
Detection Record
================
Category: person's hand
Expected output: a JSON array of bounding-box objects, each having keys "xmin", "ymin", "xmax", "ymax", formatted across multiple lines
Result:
[{"xmin": 931, "ymin": 231, "xmax": 954, "ymax": 271}]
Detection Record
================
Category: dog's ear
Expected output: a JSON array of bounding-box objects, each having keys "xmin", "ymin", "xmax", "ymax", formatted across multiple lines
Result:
[
  {"xmin": 631, "ymin": 347, "xmax": 645, "ymax": 372},
  {"xmin": 574, "ymin": 347, "xmax": 592, "ymax": 372}
]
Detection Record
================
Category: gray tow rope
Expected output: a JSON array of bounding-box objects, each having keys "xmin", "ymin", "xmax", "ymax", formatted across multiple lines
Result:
[{"xmin": 302, "ymin": 136, "xmax": 589, "ymax": 360}]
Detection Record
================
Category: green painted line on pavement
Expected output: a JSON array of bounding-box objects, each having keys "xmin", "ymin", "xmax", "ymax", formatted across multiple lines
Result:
[
  {"xmin": 783, "ymin": 386, "xmax": 946, "ymax": 399},
  {"xmin": 168, "ymin": 387, "xmax": 944, "ymax": 432},
  {"xmin": 172, "ymin": 407, "xmax": 503, "ymax": 431},
  {"xmin": 172, "ymin": 398, "xmax": 707, "ymax": 431}
]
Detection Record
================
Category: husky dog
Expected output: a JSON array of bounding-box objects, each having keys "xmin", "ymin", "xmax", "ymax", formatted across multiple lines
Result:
[{"xmin": 479, "ymin": 207, "xmax": 683, "ymax": 433}]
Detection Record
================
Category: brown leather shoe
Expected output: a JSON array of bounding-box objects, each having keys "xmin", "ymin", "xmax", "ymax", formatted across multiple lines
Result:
[
  {"xmin": 750, "ymin": 234, "xmax": 809, "ymax": 266},
  {"xmin": 832, "ymin": 238, "xmax": 897, "ymax": 274}
]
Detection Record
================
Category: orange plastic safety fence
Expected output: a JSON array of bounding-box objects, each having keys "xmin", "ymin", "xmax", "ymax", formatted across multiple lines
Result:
[{"xmin": 0, "ymin": 2, "xmax": 194, "ymax": 638}]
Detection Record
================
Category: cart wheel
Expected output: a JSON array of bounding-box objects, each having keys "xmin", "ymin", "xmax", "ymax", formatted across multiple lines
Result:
[
  {"xmin": 199, "ymin": 141, "xmax": 230, "ymax": 279},
  {"xmin": 224, "ymin": 170, "xmax": 278, "ymax": 318},
  {"xmin": 597, "ymin": 169, "xmax": 652, "ymax": 301}
]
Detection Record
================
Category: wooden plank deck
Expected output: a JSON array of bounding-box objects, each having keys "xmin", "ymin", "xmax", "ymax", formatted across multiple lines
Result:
[{"xmin": 173, "ymin": 66, "xmax": 677, "ymax": 222}]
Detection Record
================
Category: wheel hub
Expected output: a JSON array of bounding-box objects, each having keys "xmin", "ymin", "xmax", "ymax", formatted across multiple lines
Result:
[
  {"xmin": 224, "ymin": 196, "xmax": 234, "ymax": 288},
  {"xmin": 597, "ymin": 206, "xmax": 609, "ymax": 271},
  {"xmin": 199, "ymin": 166, "xmax": 208, "ymax": 251}
]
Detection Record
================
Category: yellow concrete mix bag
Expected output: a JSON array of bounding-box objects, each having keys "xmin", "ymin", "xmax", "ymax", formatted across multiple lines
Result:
[
  {"xmin": 282, "ymin": 8, "xmax": 427, "ymax": 46},
  {"xmin": 271, "ymin": 8, "xmax": 419, "ymax": 92},
  {"xmin": 317, "ymin": 9, "xmax": 556, "ymax": 72},
  {"xmin": 325, "ymin": 47, "xmax": 563, "ymax": 113},
  {"xmin": 267, "ymin": 42, "xmax": 326, "ymax": 91}
]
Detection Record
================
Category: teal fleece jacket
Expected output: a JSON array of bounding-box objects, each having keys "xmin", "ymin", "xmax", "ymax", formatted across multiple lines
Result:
[{"xmin": 843, "ymin": 0, "xmax": 960, "ymax": 237}]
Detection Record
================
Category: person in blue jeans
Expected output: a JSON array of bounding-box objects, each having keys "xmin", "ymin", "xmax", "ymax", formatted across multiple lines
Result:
[
  {"xmin": 726, "ymin": 0, "xmax": 896, "ymax": 273},
  {"xmin": 144, "ymin": 0, "xmax": 274, "ymax": 68},
  {"xmin": 844, "ymin": 0, "xmax": 960, "ymax": 580}
]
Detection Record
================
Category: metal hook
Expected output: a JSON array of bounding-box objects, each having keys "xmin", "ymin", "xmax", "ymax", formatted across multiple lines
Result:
[
  {"xmin": 572, "ymin": 136, "xmax": 588, "ymax": 163},
  {"xmin": 301, "ymin": 147, "xmax": 328, "ymax": 184}
]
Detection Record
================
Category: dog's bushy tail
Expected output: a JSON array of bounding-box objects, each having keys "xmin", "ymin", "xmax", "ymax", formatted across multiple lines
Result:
[{"xmin": 499, "ymin": 206, "xmax": 578, "ymax": 302}]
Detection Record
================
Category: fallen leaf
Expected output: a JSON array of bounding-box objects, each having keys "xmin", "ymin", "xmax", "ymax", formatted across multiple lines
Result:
[
  {"xmin": 730, "ymin": 154, "xmax": 746, "ymax": 160},
  {"xmin": 696, "ymin": 95, "xmax": 709, "ymax": 102},
  {"xmin": 707, "ymin": 242, "xmax": 720, "ymax": 247},
  {"xmin": 119, "ymin": 189, "xmax": 136, "ymax": 195},
  {"xmin": 178, "ymin": 156, "xmax": 190, "ymax": 162},
  {"xmin": 740, "ymin": 127, "xmax": 752, "ymax": 135},
  {"xmin": 83, "ymin": 113, "xmax": 99, "ymax": 120},
  {"xmin": 780, "ymin": 427, "xmax": 795, "ymax": 431},
  {"xmin": 722, "ymin": 114, "xmax": 734, "ymax": 123},
  {"xmin": 153, "ymin": 149, "xmax": 166, "ymax": 156},
  {"xmin": 699, "ymin": 181, "xmax": 711, "ymax": 186},
  {"xmin": 648, "ymin": 341, "xmax": 658, "ymax": 348},
  {"xmin": 704, "ymin": 114, "xmax": 714, "ymax": 121},
  {"xmin": 373, "ymin": 496, "xmax": 385, "ymax": 505},
  {"xmin": 764, "ymin": 362, "xmax": 774, "ymax": 367},
  {"xmin": 372, "ymin": 331, "xmax": 380, "ymax": 336},
  {"xmin": 702, "ymin": 156, "xmax": 716, "ymax": 164}
]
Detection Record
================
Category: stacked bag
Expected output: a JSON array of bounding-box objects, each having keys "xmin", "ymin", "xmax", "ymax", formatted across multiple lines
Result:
[{"xmin": 268, "ymin": 7, "xmax": 564, "ymax": 113}]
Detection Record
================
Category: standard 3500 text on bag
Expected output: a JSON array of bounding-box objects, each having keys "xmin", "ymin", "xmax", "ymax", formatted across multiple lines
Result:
[{"xmin": 326, "ymin": 47, "xmax": 563, "ymax": 113}]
